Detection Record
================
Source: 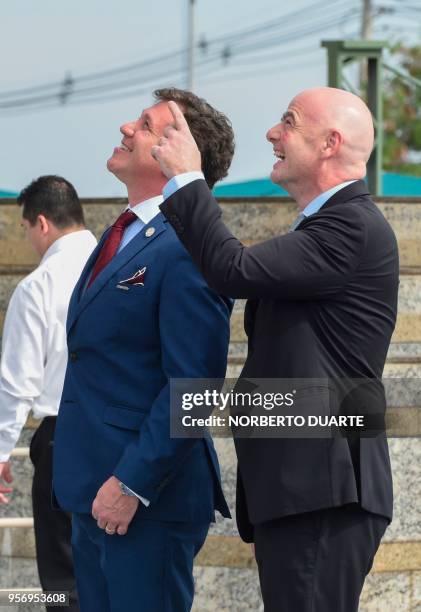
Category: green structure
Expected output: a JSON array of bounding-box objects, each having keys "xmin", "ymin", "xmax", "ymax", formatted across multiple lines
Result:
[{"xmin": 321, "ymin": 40, "xmax": 385, "ymax": 195}]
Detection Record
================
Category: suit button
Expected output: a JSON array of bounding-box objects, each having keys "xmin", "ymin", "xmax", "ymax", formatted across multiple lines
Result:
[{"xmin": 69, "ymin": 352, "xmax": 78, "ymax": 362}]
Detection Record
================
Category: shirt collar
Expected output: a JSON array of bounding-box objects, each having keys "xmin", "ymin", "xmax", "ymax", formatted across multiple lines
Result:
[
  {"xmin": 302, "ymin": 180, "xmax": 357, "ymax": 218},
  {"xmin": 40, "ymin": 229, "xmax": 95, "ymax": 264},
  {"xmin": 127, "ymin": 195, "xmax": 163, "ymax": 225}
]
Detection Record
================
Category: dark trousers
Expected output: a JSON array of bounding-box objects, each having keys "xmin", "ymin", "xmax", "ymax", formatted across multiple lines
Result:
[
  {"xmin": 30, "ymin": 416, "xmax": 79, "ymax": 612},
  {"xmin": 71, "ymin": 513, "xmax": 209, "ymax": 612},
  {"xmin": 254, "ymin": 503, "xmax": 388, "ymax": 612}
]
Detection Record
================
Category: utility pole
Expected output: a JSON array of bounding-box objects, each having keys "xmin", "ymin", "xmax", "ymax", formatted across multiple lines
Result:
[
  {"xmin": 360, "ymin": 0, "xmax": 373, "ymax": 86},
  {"xmin": 361, "ymin": 0, "xmax": 373, "ymax": 40},
  {"xmin": 187, "ymin": 0, "xmax": 196, "ymax": 91}
]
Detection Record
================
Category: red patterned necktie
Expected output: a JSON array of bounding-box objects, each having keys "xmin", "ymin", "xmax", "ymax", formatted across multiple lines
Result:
[{"xmin": 88, "ymin": 209, "xmax": 137, "ymax": 288}]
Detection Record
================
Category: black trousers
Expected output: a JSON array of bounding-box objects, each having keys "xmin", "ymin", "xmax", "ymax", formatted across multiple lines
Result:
[
  {"xmin": 30, "ymin": 416, "xmax": 79, "ymax": 612},
  {"xmin": 254, "ymin": 503, "xmax": 388, "ymax": 612}
]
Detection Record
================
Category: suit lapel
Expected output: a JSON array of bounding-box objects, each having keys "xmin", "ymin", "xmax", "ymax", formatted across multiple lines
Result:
[
  {"xmin": 320, "ymin": 180, "xmax": 370, "ymax": 211},
  {"xmin": 297, "ymin": 180, "xmax": 371, "ymax": 232},
  {"xmin": 67, "ymin": 214, "xmax": 167, "ymax": 335},
  {"xmin": 66, "ymin": 229, "xmax": 111, "ymax": 333}
]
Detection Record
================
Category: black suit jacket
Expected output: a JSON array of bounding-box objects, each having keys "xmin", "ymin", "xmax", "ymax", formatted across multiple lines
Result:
[{"xmin": 160, "ymin": 179, "xmax": 399, "ymax": 542}]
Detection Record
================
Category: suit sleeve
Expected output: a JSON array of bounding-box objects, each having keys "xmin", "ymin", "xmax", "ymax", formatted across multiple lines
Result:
[
  {"xmin": 160, "ymin": 179, "xmax": 367, "ymax": 301},
  {"xmin": 112, "ymin": 242, "xmax": 231, "ymax": 503}
]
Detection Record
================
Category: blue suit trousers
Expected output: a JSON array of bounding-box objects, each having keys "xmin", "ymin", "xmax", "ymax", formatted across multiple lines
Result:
[{"xmin": 71, "ymin": 513, "xmax": 209, "ymax": 612}]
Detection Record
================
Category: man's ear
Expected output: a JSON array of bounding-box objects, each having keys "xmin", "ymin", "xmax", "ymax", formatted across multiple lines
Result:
[
  {"xmin": 37, "ymin": 214, "xmax": 50, "ymax": 235},
  {"xmin": 322, "ymin": 130, "xmax": 343, "ymax": 158}
]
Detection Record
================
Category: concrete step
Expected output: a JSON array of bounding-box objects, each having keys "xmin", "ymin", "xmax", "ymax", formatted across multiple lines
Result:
[
  {"xmin": 1, "ymin": 197, "xmax": 420, "ymax": 346},
  {"xmin": 0, "ymin": 532, "xmax": 420, "ymax": 611},
  {"xmin": 228, "ymin": 341, "xmax": 421, "ymax": 364},
  {"xmin": 0, "ymin": 553, "xmax": 420, "ymax": 612},
  {"xmin": 228, "ymin": 274, "xmax": 421, "ymax": 343},
  {"xmin": 1, "ymin": 197, "xmax": 420, "ymax": 267},
  {"xmin": 1, "ymin": 436, "xmax": 419, "ymax": 544},
  {"xmin": 1, "ymin": 415, "xmax": 420, "ymax": 611},
  {"xmin": 1, "ymin": 521, "xmax": 420, "ymax": 573},
  {"xmin": 1, "ymin": 272, "xmax": 421, "ymax": 343}
]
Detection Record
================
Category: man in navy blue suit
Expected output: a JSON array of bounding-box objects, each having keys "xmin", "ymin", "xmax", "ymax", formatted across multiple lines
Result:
[{"xmin": 53, "ymin": 88, "xmax": 235, "ymax": 612}]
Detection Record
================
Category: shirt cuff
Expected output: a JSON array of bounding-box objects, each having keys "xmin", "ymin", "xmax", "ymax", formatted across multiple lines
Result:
[
  {"xmin": 120, "ymin": 481, "xmax": 150, "ymax": 507},
  {"xmin": 162, "ymin": 172, "xmax": 205, "ymax": 200}
]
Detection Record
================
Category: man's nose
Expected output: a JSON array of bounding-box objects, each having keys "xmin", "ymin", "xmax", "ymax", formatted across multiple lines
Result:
[
  {"xmin": 266, "ymin": 124, "xmax": 281, "ymax": 143},
  {"xmin": 120, "ymin": 122, "xmax": 135, "ymax": 137}
]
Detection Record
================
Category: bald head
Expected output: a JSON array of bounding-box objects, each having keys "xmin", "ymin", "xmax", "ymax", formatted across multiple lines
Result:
[
  {"xmin": 292, "ymin": 87, "xmax": 374, "ymax": 166},
  {"xmin": 266, "ymin": 87, "xmax": 374, "ymax": 207}
]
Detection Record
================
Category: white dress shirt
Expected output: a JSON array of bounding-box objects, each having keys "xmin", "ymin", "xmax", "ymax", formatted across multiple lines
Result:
[
  {"xmin": 118, "ymin": 195, "xmax": 164, "ymax": 252},
  {"xmin": 0, "ymin": 230, "xmax": 97, "ymax": 462}
]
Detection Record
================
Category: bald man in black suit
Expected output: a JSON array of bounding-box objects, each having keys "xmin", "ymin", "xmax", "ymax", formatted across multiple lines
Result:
[{"xmin": 152, "ymin": 88, "xmax": 399, "ymax": 612}]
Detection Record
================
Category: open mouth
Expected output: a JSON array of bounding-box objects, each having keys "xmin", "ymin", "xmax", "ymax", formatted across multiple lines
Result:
[
  {"xmin": 274, "ymin": 149, "xmax": 286, "ymax": 161},
  {"xmin": 119, "ymin": 142, "xmax": 132, "ymax": 152}
]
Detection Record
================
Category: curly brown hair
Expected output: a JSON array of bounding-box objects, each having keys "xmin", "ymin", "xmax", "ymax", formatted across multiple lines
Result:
[{"xmin": 154, "ymin": 88, "xmax": 235, "ymax": 189}]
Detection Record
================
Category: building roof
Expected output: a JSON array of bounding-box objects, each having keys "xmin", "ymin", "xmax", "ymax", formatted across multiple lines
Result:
[
  {"xmin": 213, "ymin": 172, "xmax": 421, "ymax": 198},
  {"xmin": 0, "ymin": 189, "xmax": 18, "ymax": 198}
]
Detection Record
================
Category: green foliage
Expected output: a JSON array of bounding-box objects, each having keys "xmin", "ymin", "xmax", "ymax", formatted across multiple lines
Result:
[{"xmin": 383, "ymin": 43, "xmax": 421, "ymax": 175}]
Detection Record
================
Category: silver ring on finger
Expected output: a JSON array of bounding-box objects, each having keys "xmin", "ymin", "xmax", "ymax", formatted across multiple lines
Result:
[{"xmin": 105, "ymin": 527, "xmax": 116, "ymax": 535}]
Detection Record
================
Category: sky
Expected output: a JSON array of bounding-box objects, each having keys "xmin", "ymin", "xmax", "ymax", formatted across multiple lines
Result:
[{"xmin": 1, "ymin": 0, "xmax": 420, "ymax": 197}]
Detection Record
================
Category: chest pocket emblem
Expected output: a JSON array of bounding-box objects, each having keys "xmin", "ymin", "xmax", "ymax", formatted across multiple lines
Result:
[{"xmin": 117, "ymin": 266, "xmax": 147, "ymax": 289}]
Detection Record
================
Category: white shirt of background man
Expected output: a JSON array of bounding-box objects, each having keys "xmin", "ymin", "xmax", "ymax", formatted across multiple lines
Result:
[{"xmin": 0, "ymin": 229, "xmax": 97, "ymax": 462}]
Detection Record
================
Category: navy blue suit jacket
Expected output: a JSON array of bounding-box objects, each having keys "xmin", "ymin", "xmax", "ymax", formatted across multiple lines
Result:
[{"xmin": 53, "ymin": 212, "xmax": 231, "ymax": 522}]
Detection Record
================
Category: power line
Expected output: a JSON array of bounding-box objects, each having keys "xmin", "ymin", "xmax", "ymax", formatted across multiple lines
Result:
[
  {"xmin": 224, "ymin": 42, "xmax": 324, "ymax": 66},
  {"xmin": 0, "ymin": 2, "xmax": 362, "ymax": 115},
  {"xmin": 201, "ymin": 56, "xmax": 324, "ymax": 86},
  {"xmin": 0, "ymin": 0, "xmax": 351, "ymax": 99},
  {"xmin": 0, "ymin": 49, "xmax": 186, "ymax": 100}
]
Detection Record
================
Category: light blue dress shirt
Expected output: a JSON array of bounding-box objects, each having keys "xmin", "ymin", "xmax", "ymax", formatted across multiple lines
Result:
[
  {"xmin": 300, "ymin": 180, "xmax": 357, "ymax": 218},
  {"xmin": 162, "ymin": 171, "xmax": 206, "ymax": 200}
]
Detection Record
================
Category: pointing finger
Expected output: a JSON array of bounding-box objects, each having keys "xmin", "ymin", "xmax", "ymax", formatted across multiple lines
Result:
[
  {"xmin": 168, "ymin": 101, "xmax": 189, "ymax": 131},
  {"xmin": 163, "ymin": 125, "xmax": 176, "ymax": 138},
  {"xmin": 150, "ymin": 145, "xmax": 160, "ymax": 161}
]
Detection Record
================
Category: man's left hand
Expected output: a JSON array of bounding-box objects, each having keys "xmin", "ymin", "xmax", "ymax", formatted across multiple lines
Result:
[
  {"xmin": 92, "ymin": 476, "xmax": 139, "ymax": 536},
  {"xmin": 151, "ymin": 101, "xmax": 202, "ymax": 179}
]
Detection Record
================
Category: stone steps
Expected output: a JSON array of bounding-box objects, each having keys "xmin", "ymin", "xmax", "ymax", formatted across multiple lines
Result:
[
  {"xmin": 0, "ymin": 197, "xmax": 420, "ymax": 265},
  {"xmin": 1, "ymin": 197, "xmax": 420, "ymax": 610},
  {"xmin": 1, "ymin": 436, "xmax": 420, "ymax": 610},
  {"xmin": 1, "ymin": 524, "xmax": 419, "ymax": 573},
  {"xmin": 1, "ymin": 272, "xmax": 421, "ymax": 343},
  {"xmin": 1, "ymin": 435, "xmax": 419, "ymax": 538}
]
